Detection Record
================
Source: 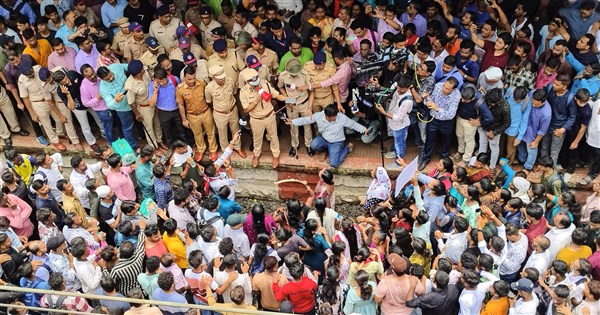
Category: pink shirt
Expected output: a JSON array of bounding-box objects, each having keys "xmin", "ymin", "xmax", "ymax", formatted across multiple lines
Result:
[
  {"xmin": 47, "ymin": 47, "xmax": 77, "ymax": 72},
  {"xmin": 535, "ymin": 66, "xmax": 557, "ymax": 90},
  {"xmin": 0, "ymin": 194, "xmax": 33, "ymax": 237},
  {"xmin": 106, "ymin": 166, "xmax": 136, "ymax": 201},
  {"xmin": 375, "ymin": 275, "xmax": 424, "ymax": 315},
  {"xmin": 320, "ymin": 61, "xmax": 354, "ymax": 103},
  {"xmin": 80, "ymin": 77, "xmax": 109, "ymax": 111}
]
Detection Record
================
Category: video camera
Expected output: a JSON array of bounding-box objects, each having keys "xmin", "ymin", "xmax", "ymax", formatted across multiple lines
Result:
[{"xmin": 355, "ymin": 49, "xmax": 409, "ymax": 77}]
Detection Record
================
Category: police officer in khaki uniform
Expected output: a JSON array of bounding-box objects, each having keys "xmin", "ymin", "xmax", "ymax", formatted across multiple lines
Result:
[
  {"xmin": 18, "ymin": 60, "xmax": 67, "ymax": 151},
  {"xmin": 205, "ymin": 65, "xmax": 246, "ymax": 158},
  {"xmin": 140, "ymin": 37, "xmax": 163, "ymax": 78},
  {"xmin": 246, "ymin": 35, "xmax": 279, "ymax": 76},
  {"xmin": 149, "ymin": 5, "xmax": 182, "ymax": 54},
  {"xmin": 169, "ymin": 37, "xmax": 205, "ymax": 62},
  {"xmin": 176, "ymin": 66, "xmax": 219, "ymax": 161},
  {"xmin": 235, "ymin": 31, "xmax": 252, "ymax": 62},
  {"xmin": 278, "ymin": 59, "xmax": 315, "ymax": 158},
  {"xmin": 207, "ymin": 39, "xmax": 246, "ymax": 89},
  {"xmin": 239, "ymin": 68, "xmax": 287, "ymax": 168},
  {"xmin": 304, "ymin": 51, "xmax": 340, "ymax": 113},
  {"xmin": 185, "ymin": 1, "xmax": 202, "ymax": 30},
  {"xmin": 38, "ymin": 67, "xmax": 81, "ymax": 150},
  {"xmin": 180, "ymin": 52, "xmax": 209, "ymax": 83},
  {"xmin": 124, "ymin": 60, "xmax": 166, "ymax": 150},
  {"xmin": 198, "ymin": 6, "xmax": 222, "ymax": 49},
  {"xmin": 123, "ymin": 22, "xmax": 147, "ymax": 62},
  {"xmin": 204, "ymin": 26, "xmax": 236, "ymax": 57},
  {"xmin": 111, "ymin": 17, "xmax": 131, "ymax": 58}
]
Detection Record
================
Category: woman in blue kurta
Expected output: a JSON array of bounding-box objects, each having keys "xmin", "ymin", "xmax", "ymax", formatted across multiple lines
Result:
[{"xmin": 298, "ymin": 218, "xmax": 331, "ymax": 284}]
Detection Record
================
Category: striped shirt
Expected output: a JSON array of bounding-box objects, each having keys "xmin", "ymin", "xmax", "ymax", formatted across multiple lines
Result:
[
  {"xmin": 40, "ymin": 294, "xmax": 93, "ymax": 312},
  {"xmin": 106, "ymin": 231, "xmax": 146, "ymax": 295}
]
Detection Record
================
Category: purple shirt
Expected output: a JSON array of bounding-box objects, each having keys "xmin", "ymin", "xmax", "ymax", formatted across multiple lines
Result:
[
  {"xmin": 47, "ymin": 47, "xmax": 77, "ymax": 72},
  {"xmin": 522, "ymin": 101, "xmax": 551, "ymax": 143},
  {"xmin": 377, "ymin": 17, "xmax": 401, "ymax": 36},
  {"xmin": 320, "ymin": 61, "xmax": 354, "ymax": 102},
  {"xmin": 399, "ymin": 13, "xmax": 427, "ymax": 37},
  {"xmin": 74, "ymin": 45, "xmax": 99, "ymax": 73},
  {"xmin": 242, "ymin": 213, "xmax": 278, "ymax": 245},
  {"xmin": 590, "ymin": 251, "xmax": 600, "ymax": 281},
  {"xmin": 80, "ymin": 77, "xmax": 108, "ymax": 111},
  {"xmin": 4, "ymin": 54, "xmax": 34, "ymax": 89}
]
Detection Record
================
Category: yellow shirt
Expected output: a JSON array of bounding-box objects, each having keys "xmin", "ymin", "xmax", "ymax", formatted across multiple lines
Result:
[
  {"xmin": 162, "ymin": 232, "xmax": 188, "ymax": 268},
  {"xmin": 556, "ymin": 246, "xmax": 593, "ymax": 271},
  {"xmin": 62, "ymin": 193, "xmax": 90, "ymax": 229},
  {"xmin": 23, "ymin": 39, "xmax": 53, "ymax": 67}
]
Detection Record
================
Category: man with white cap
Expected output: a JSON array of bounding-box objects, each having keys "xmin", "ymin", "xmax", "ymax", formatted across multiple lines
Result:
[
  {"xmin": 476, "ymin": 66, "xmax": 504, "ymax": 92},
  {"xmin": 239, "ymin": 67, "xmax": 288, "ymax": 168},
  {"xmin": 278, "ymin": 59, "xmax": 313, "ymax": 158},
  {"xmin": 206, "ymin": 65, "xmax": 246, "ymax": 158},
  {"xmin": 509, "ymin": 278, "xmax": 539, "ymax": 314}
]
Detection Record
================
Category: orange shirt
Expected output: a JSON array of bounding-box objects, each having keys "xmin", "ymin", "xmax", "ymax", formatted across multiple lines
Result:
[
  {"xmin": 23, "ymin": 39, "xmax": 53, "ymax": 67},
  {"xmin": 446, "ymin": 38, "xmax": 462, "ymax": 57},
  {"xmin": 481, "ymin": 297, "xmax": 509, "ymax": 315}
]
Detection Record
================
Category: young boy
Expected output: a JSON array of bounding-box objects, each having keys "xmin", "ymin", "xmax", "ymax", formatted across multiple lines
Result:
[{"xmin": 517, "ymin": 89, "xmax": 551, "ymax": 171}]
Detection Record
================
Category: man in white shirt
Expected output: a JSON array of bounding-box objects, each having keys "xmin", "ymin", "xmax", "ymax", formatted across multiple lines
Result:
[
  {"xmin": 374, "ymin": 74, "xmax": 413, "ymax": 170},
  {"xmin": 524, "ymin": 235, "xmax": 551, "ymax": 273},
  {"xmin": 167, "ymin": 189, "xmax": 195, "ymax": 231},
  {"xmin": 567, "ymin": 258, "xmax": 593, "ymax": 305},
  {"xmin": 435, "ymin": 216, "xmax": 469, "ymax": 264},
  {"xmin": 70, "ymin": 236, "xmax": 104, "ymax": 294},
  {"xmin": 545, "ymin": 212, "xmax": 576, "ymax": 260},
  {"xmin": 231, "ymin": 9, "xmax": 257, "ymax": 41},
  {"xmin": 499, "ymin": 223, "xmax": 529, "ymax": 283},
  {"xmin": 32, "ymin": 153, "xmax": 64, "ymax": 202},
  {"xmin": 579, "ymin": 98, "xmax": 600, "ymax": 186},
  {"xmin": 198, "ymin": 225, "xmax": 220, "ymax": 265},
  {"xmin": 458, "ymin": 269, "xmax": 497, "ymax": 315},
  {"xmin": 509, "ymin": 278, "xmax": 539, "ymax": 315},
  {"xmin": 69, "ymin": 155, "xmax": 103, "ymax": 210},
  {"xmin": 197, "ymin": 197, "xmax": 224, "ymax": 238},
  {"xmin": 213, "ymin": 253, "xmax": 252, "ymax": 305}
]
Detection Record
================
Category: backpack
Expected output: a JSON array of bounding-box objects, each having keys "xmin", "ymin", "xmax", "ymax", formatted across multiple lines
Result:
[
  {"xmin": 46, "ymin": 295, "xmax": 67, "ymax": 315},
  {"xmin": 504, "ymin": 87, "xmax": 531, "ymax": 113},
  {"xmin": 198, "ymin": 209, "xmax": 223, "ymax": 227},
  {"xmin": 27, "ymin": 170, "xmax": 48, "ymax": 199},
  {"xmin": 22, "ymin": 278, "xmax": 45, "ymax": 307},
  {"xmin": 0, "ymin": 0, "xmax": 26, "ymax": 26},
  {"xmin": 545, "ymin": 172, "xmax": 570, "ymax": 194}
]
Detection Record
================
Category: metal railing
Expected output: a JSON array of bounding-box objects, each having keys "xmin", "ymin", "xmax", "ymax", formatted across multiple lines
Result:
[{"xmin": 0, "ymin": 285, "xmax": 282, "ymax": 315}]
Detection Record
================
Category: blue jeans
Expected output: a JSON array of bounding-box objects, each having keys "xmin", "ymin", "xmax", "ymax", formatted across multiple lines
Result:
[
  {"xmin": 116, "ymin": 110, "xmax": 138, "ymax": 149},
  {"xmin": 392, "ymin": 126, "xmax": 409, "ymax": 159},
  {"xmin": 96, "ymin": 110, "xmax": 114, "ymax": 143},
  {"xmin": 311, "ymin": 135, "xmax": 349, "ymax": 168},
  {"xmin": 517, "ymin": 140, "xmax": 538, "ymax": 170}
]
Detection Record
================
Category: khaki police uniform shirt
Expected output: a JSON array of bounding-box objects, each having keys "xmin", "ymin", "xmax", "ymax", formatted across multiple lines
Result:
[
  {"xmin": 240, "ymin": 81, "xmax": 279, "ymax": 119},
  {"xmin": 169, "ymin": 44, "xmax": 205, "ymax": 62},
  {"xmin": 40, "ymin": 80, "xmax": 64, "ymax": 105},
  {"xmin": 207, "ymin": 48, "xmax": 246, "ymax": 89},
  {"xmin": 179, "ymin": 60, "xmax": 209, "ymax": 84},
  {"xmin": 176, "ymin": 80, "xmax": 209, "ymax": 114},
  {"xmin": 199, "ymin": 19, "xmax": 222, "ymax": 49},
  {"xmin": 124, "ymin": 72, "xmax": 151, "ymax": 106},
  {"xmin": 140, "ymin": 51, "xmax": 160, "ymax": 78},
  {"xmin": 303, "ymin": 61, "xmax": 335, "ymax": 106},
  {"xmin": 205, "ymin": 78, "xmax": 236, "ymax": 112},
  {"xmin": 18, "ymin": 66, "xmax": 52, "ymax": 102},
  {"xmin": 277, "ymin": 70, "xmax": 309, "ymax": 104},
  {"xmin": 123, "ymin": 37, "xmax": 147, "ymax": 61},
  {"xmin": 111, "ymin": 31, "xmax": 131, "ymax": 55},
  {"xmin": 237, "ymin": 66, "xmax": 268, "ymax": 90},
  {"xmin": 149, "ymin": 18, "xmax": 182, "ymax": 53},
  {"xmin": 218, "ymin": 14, "xmax": 235, "ymax": 36},
  {"xmin": 246, "ymin": 47, "xmax": 279, "ymax": 74}
]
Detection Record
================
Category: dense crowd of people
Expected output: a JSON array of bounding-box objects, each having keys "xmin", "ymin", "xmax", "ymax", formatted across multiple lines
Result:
[{"xmin": 0, "ymin": 0, "xmax": 599, "ymax": 314}]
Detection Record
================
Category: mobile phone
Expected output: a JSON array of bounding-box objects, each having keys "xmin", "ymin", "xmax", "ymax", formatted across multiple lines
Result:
[
  {"xmin": 476, "ymin": 208, "xmax": 481, "ymax": 214},
  {"xmin": 122, "ymin": 90, "xmax": 128, "ymax": 95},
  {"xmin": 159, "ymin": 156, "xmax": 166, "ymax": 164}
]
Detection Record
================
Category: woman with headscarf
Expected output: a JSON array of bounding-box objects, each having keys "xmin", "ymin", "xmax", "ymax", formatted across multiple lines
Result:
[
  {"xmin": 511, "ymin": 176, "xmax": 531, "ymax": 204},
  {"xmin": 362, "ymin": 167, "xmax": 391, "ymax": 211}
]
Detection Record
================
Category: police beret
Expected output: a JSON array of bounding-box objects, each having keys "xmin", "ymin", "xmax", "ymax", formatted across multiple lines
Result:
[
  {"xmin": 127, "ymin": 60, "xmax": 144, "ymax": 75},
  {"xmin": 285, "ymin": 59, "xmax": 301, "ymax": 75},
  {"xmin": 38, "ymin": 67, "xmax": 51, "ymax": 81},
  {"xmin": 19, "ymin": 58, "xmax": 32, "ymax": 76},
  {"xmin": 183, "ymin": 52, "xmax": 197, "ymax": 65},
  {"xmin": 235, "ymin": 31, "xmax": 252, "ymax": 45},
  {"xmin": 212, "ymin": 39, "xmax": 227, "ymax": 52},
  {"xmin": 156, "ymin": 5, "xmax": 169, "ymax": 16},
  {"xmin": 313, "ymin": 51, "xmax": 326, "ymax": 64},
  {"xmin": 246, "ymin": 55, "xmax": 260, "ymax": 69},
  {"xmin": 176, "ymin": 25, "xmax": 188, "ymax": 38},
  {"xmin": 208, "ymin": 65, "xmax": 225, "ymax": 79},
  {"xmin": 199, "ymin": 6, "xmax": 212, "ymax": 15},
  {"xmin": 116, "ymin": 17, "xmax": 129, "ymax": 28},
  {"xmin": 210, "ymin": 26, "xmax": 225, "ymax": 36}
]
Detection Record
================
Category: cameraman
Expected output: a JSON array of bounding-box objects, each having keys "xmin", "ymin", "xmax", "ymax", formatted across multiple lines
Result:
[
  {"xmin": 350, "ymin": 39, "xmax": 379, "ymax": 143},
  {"xmin": 408, "ymin": 60, "xmax": 436, "ymax": 149}
]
